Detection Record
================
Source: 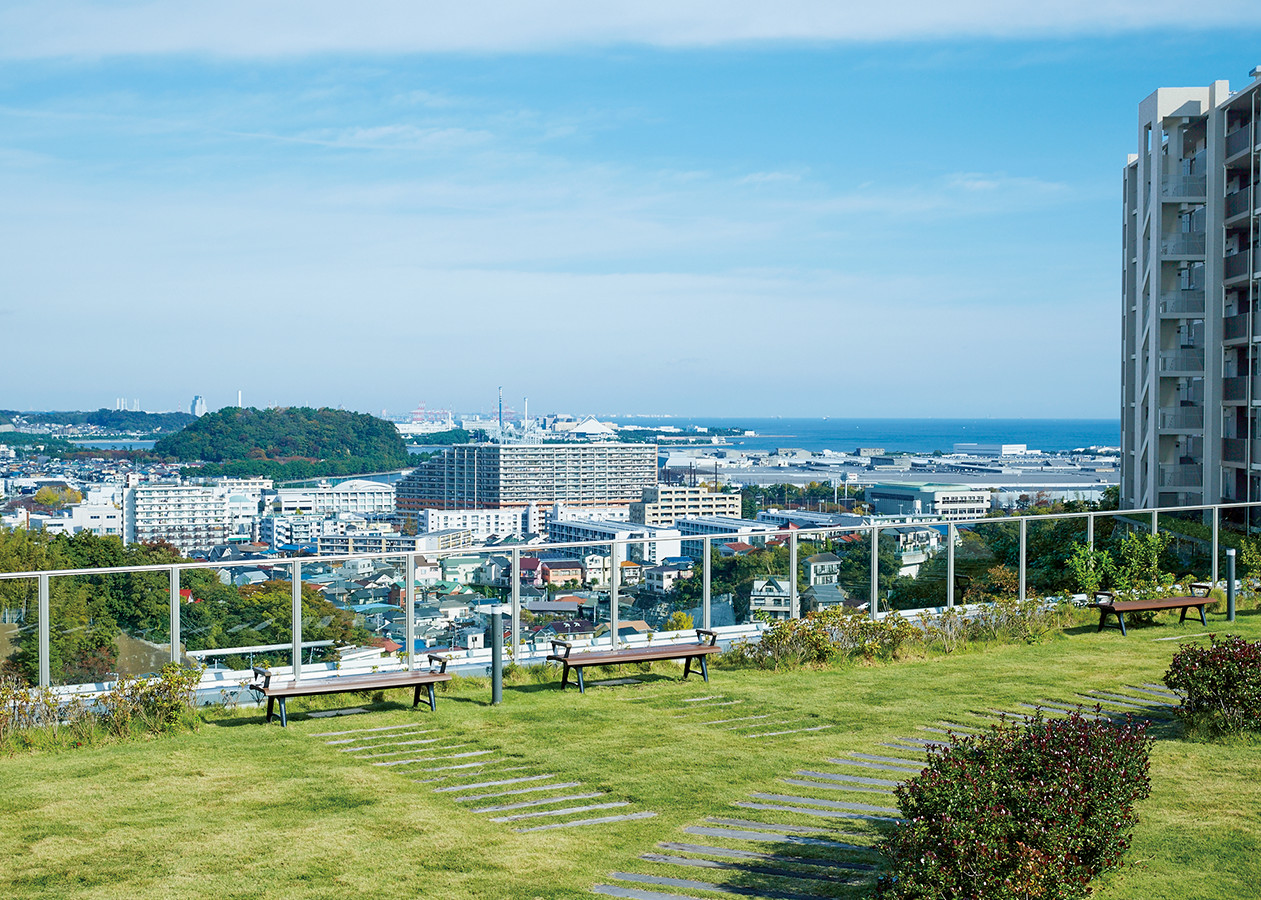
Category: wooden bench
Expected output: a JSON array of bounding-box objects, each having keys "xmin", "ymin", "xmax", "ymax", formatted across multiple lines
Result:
[
  {"xmin": 547, "ymin": 629, "xmax": 721, "ymax": 694},
  {"xmin": 1091, "ymin": 591, "xmax": 1215, "ymax": 636},
  {"xmin": 248, "ymin": 655, "xmax": 452, "ymax": 726}
]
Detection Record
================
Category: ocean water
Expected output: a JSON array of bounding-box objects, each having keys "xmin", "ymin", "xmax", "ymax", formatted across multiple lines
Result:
[{"xmin": 610, "ymin": 418, "xmax": 1120, "ymax": 455}]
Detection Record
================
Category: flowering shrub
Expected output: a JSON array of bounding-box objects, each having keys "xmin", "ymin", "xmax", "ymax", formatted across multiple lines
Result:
[
  {"xmin": 877, "ymin": 711, "xmax": 1153, "ymax": 900},
  {"xmin": 1164, "ymin": 635, "xmax": 1261, "ymax": 735}
]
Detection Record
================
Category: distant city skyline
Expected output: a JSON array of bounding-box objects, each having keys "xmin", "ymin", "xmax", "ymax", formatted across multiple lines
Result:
[{"xmin": 4, "ymin": 5, "xmax": 1261, "ymax": 416}]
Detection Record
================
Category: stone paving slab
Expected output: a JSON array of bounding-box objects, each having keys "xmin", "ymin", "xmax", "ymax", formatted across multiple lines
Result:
[
  {"xmin": 658, "ymin": 842, "xmax": 873, "ymax": 871},
  {"xmin": 434, "ymin": 774, "xmax": 555, "ymax": 793},
  {"xmin": 473, "ymin": 792, "xmax": 604, "ymax": 813},
  {"xmin": 795, "ymin": 770, "xmax": 899, "ymax": 787},
  {"xmin": 703, "ymin": 714, "xmax": 771, "ymax": 726},
  {"xmin": 750, "ymin": 794, "xmax": 900, "ymax": 815},
  {"xmin": 735, "ymin": 801, "xmax": 898, "ymax": 822},
  {"xmin": 592, "ymin": 885, "xmax": 699, "ymax": 900},
  {"xmin": 455, "ymin": 780, "xmax": 582, "ymax": 802},
  {"xmin": 686, "ymin": 825, "xmax": 871, "ymax": 849},
  {"xmin": 640, "ymin": 852, "xmax": 860, "ymax": 885},
  {"xmin": 418, "ymin": 757, "xmax": 506, "ymax": 772},
  {"xmin": 779, "ymin": 778, "xmax": 893, "ymax": 795},
  {"xmin": 328, "ymin": 728, "xmax": 437, "ymax": 745},
  {"xmin": 490, "ymin": 801, "xmax": 628, "ymax": 823},
  {"xmin": 517, "ymin": 810, "xmax": 657, "ymax": 832},
  {"xmin": 744, "ymin": 725, "xmax": 834, "ymax": 739},
  {"xmin": 306, "ymin": 707, "xmax": 369, "ymax": 718},
  {"xmin": 825, "ymin": 758, "xmax": 920, "ymax": 773},
  {"xmin": 349, "ymin": 739, "xmax": 466, "ymax": 758},
  {"xmin": 832, "ymin": 754, "xmax": 922, "ymax": 768},
  {"xmin": 373, "ymin": 748, "xmax": 490, "ymax": 766}
]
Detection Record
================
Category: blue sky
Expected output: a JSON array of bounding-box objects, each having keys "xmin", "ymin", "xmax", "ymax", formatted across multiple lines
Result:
[{"xmin": 3, "ymin": 4, "xmax": 1261, "ymax": 419}]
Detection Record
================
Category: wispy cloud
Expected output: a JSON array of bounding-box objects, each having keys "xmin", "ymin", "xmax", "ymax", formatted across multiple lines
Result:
[{"xmin": 1, "ymin": 1, "xmax": 1259, "ymax": 59}]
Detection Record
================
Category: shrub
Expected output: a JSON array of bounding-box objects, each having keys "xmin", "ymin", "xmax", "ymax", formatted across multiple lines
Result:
[
  {"xmin": 1164, "ymin": 635, "xmax": 1261, "ymax": 735},
  {"xmin": 877, "ymin": 711, "xmax": 1153, "ymax": 900}
]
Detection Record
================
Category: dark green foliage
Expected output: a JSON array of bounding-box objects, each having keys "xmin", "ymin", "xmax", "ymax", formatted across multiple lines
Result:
[
  {"xmin": 154, "ymin": 406, "xmax": 409, "ymax": 475},
  {"xmin": 878, "ymin": 711, "xmax": 1153, "ymax": 900},
  {"xmin": 1164, "ymin": 635, "xmax": 1261, "ymax": 735},
  {"xmin": 0, "ymin": 433, "xmax": 78, "ymax": 453},
  {"xmin": 404, "ymin": 428, "xmax": 489, "ymax": 445}
]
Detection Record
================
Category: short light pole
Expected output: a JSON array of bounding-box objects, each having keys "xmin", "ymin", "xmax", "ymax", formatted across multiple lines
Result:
[
  {"xmin": 492, "ymin": 606, "xmax": 503, "ymax": 705},
  {"xmin": 1226, "ymin": 548, "xmax": 1236, "ymax": 622}
]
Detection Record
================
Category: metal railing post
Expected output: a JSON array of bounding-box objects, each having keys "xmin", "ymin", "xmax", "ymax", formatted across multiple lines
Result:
[
  {"xmin": 609, "ymin": 541, "xmax": 620, "ymax": 648},
  {"xmin": 38, "ymin": 573, "xmax": 50, "ymax": 688},
  {"xmin": 1152, "ymin": 509, "xmax": 1158, "ymax": 535},
  {"xmin": 789, "ymin": 531, "xmax": 799, "ymax": 619},
  {"xmin": 1087, "ymin": 513, "xmax": 1095, "ymax": 553},
  {"xmin": 1018, "ymin": 517, "xmax": 1028, "ymax": 603},
  {"xmin": 702, "ymin": 537, "xmax": 712, "ymax": 630},
  {"xmin": 405, "ymin": 553, "xmax": 416, "ymax": 670},
  {"xmin": 1212, "ymin": 507, "xmax": 1220, "ymax": 586},
  {"xmin": 169, "ymin": 565, "xmax": 181, "ymax": 665},
  {"xmin": 869, "ymin": 525, "xmax": 880, "ymax": 620},
  {"xmin": 291, "ymin": 560, "xmax": 302, "ymax": 681},
  {"xmin": 946, "ymin": 523, "xmax": 956, "ymax": 608},
  {"xmin": 510, "ymin": 547, "xmax": 521, "ymax": 658}
]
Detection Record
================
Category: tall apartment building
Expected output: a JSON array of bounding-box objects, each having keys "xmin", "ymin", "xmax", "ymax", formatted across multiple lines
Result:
[
  {"xmin": 395, "ymin": 443, "xmax": 657, "ymax": 512},
  {"xmin": 419, "ymin": 503, "xmax": 543, "ymax": 540},
  {"xmin": 629, "ymin": 485, "xmax": 742, "ymax": 526},
  {"xmin": 124, "ymin": 483, "xmax": 231, "ymax": 554},
  {"xmin": 1122, "ymin": 71, "xmax": 1261, "ymax": 508}
]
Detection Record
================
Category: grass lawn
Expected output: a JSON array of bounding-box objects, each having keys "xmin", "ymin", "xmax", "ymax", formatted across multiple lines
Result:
[{"xmin": 2, "ymin": 608, "xmax": 1260, "ymax": 899}]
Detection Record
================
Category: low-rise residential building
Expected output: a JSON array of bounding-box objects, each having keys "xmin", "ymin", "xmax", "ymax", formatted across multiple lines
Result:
[
  {"xmin": 630, "ymin": 485, "xmax": 742, "ymax": 527},
  {"xmin": 674, "ymin": 515, "xmax": 780, "ymax": 558},
  {"xmin": 644, "ymin": 563, "xmax": 693, "ymax": 594},
  {"xmin": 804, "ymin": 551, "xmax": 842, "ymax": 586},
  {"xmin": 274, "ymin": 479, "xmax": 396, "ymax": 516},
  {"xmin": 545, "ymin": 519, "xmax": 682, "ymax": 566},
  {"xmin": 750, "ymin": 577, "xmax": 793, "ymax": 620},
  {"xmin": 418, "ymin": 503, "xmax": 542, "ymax": 541}
]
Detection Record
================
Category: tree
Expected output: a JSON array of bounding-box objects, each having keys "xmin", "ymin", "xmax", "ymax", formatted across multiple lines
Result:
[{"xmin": 665, "ymin": 611, "xmax": 694, "ymax": 632}]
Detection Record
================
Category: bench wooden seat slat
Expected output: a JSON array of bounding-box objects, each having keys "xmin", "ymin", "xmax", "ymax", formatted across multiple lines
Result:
[
  {"xmin": 1090, "ymin": 592, "xmax": 1214, "ymax": 636},
  {"xmin": 249, "ymin": 655, "xmax": 452, "ymax": 726},
  {"xmin": 545, "ymin": 630, "xmax": 721, "ymax": 693}
]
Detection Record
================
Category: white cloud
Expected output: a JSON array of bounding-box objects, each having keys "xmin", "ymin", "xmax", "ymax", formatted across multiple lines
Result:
[{"xmin": 1, "ymin": 1, "xmax": 1259, "ymax": 59}]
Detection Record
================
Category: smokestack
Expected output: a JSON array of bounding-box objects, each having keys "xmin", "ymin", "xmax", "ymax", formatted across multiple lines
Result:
[{"xmin": 238, "ymin": 390, "xmax": 243, "ymax": 408}]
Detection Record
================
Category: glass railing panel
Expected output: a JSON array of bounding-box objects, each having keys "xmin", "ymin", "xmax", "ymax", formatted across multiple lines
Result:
[
  {"xmin": 1155, "ymin": 509, "xmax": 1214, "ymax": 587},
  {"xmin": 886, "ymin": 524, "xmax": 949, "ymax": 611},
  {"xmin": 182, "ymin": 560, "xmax": 293, "ymax": 677},
  {"xmin": 0, "ymin": 575, "xmax": 37, "ymax": 685},
  {"xmin": 1025, "ymin": 514, "xmax": 1088, "ymax": 600},
  {"xmin": 831, "ymin": 527, "xmax": 877, "ymax": 616},
  {"xmin": 49, "ymin": 569, "xmax": 172, "ymax": 687},
  {"xmin": 955, "ymin": 519, "xmax": 1019, "ymax": 602}
]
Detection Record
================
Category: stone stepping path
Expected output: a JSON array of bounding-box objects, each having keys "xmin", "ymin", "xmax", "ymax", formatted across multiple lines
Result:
[
  {"xmin": 598, "ymin": 872, "xmax": 825, "ymax": 899},
  {"xmin": 308, "ymin": 719, "xmax": 658, "ymax": 835},
  {"xmin": 658, "ymin": 843, "xmax": 869, "ymax": 872}
]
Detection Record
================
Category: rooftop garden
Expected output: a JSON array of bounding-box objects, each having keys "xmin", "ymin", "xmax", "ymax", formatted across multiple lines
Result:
[{"xmin": 2, "ymin": 603, "xmax": 1259, "ymax": 900}]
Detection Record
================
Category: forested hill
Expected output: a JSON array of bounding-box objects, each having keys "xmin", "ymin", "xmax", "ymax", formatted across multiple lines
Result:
[{"xmin": 153, "ymin": 407, "xmax": 409, "ymax": 471}]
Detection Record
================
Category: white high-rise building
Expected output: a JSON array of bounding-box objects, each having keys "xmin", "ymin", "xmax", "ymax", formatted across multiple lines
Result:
[
  {"xmin": 190, "ymin": 395, "xmax": 208, "ymax": 417},
  {"xmin": 1121, "ymin": 70, "xmax": 1261, "ymax": 508},
  {"xmin": 124, "ymin": 483, "xmax": 231, "ymax": 554}
]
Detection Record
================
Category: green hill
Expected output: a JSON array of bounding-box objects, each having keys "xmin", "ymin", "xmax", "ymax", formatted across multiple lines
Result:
[{"xmin": 154, "ymin": 407, "xmax": 409, "ymax": 476}]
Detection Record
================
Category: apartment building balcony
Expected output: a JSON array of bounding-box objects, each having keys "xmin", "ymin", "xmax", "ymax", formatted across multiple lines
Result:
[
  {"xmin": 1223, "ymin": 437, "xmax": 1248, "ymax": 465},
  {"xmin": 1161, "ymin": 173, "xmax": 1207, "ymax": 199},
  {"xmin": 1159, "ymin": 463, "xmax": 1202, "ymax": 487},
  {"xmin": 1159, "ymin": 349, "xmax": 1205, "ymax": 374},
  {"xmin": 1159, "ymin": 289, "xmax": 1205, "ymax": 316},
  {"xmin": 1158, "ymin": 406, "xmax": 1204, "ymax": 430},
  {"xmin": 1160, "ymin": 232, "xmax": 1206, "ymax": 256},
  {"xmin": 1226, "ymin": 124, "xmax": 1256, "ymax": 160},
  {"xmin": 1221, "ymin": 375, "xmax": 1261, "ymax": 403},
  {"xmin": 1226, "ymin": 187, "xmax": 1254, "ymax": 222},
  {"xmin": 1224, "ymin": 313, "xmax": 1251, "ymax": 342},
  {"xmin": 1224, "ymin": 252, "xmax": 1254, "ymax": 282}
]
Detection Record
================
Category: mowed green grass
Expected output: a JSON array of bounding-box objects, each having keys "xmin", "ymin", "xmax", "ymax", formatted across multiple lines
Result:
[{"xmin": 1, "ymin": 609, "xmax": 1260, "ymax": 900}]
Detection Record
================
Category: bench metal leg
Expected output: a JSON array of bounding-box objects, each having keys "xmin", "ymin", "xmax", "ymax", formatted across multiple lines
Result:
[
  {"xmin": 576, "ymin": 667, "xmax": 585, "ymax": 694},
  {"xmin": 1116, "ymin": 612, "xmax": 1127, "ymax": 636},
  {"xmin": 1097, "ymin": 609, "xmax": 1107, "ymax": 633},
  {"xmin": 427, "ymin": 683, "xmax": 436, "ymax": 711},
  {"xmin": 700, "ymin": 655, "xmax": 709, "ymax": 683},
  {"xmin": 559, "ymin": 663, "xmax": 570, "ymax": 691},
  {"xmin": 266, "ymin": 696, "xmax": 275, "ymax": 723},
  {"xmin": 683, "ymin": 656, "xmax": 692, "ymax": 679},
  {"xmin": 278, "ymin": 698, "xmax": 288, "ymax": 728}
]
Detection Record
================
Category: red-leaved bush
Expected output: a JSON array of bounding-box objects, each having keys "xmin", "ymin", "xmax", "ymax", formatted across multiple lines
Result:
[
  {"xmin": 1164, "ymin": 634, "xmax": 1261, "ymax": 734},
  {"xmin": 877, "ymin": 710, "xmax": 1152, "ymax": 900}
]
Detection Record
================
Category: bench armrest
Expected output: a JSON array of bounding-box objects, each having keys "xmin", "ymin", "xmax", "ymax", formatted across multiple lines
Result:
[
  {"xmin": 696, "ymin": 629, "xmax": 718, "ymax": 647},
  {"xmin": 1189, "ymin": 582, "xmax": 1213, "ymax": 598},
  {"xmin": 1092, "ymin": 591, "xmax": 1115, "ymax": 606},
  {"xmin": 427, "ymin": 654, "xmax": 450, "ymax": 674},
  {"xmin": 550, "ymin": 640, "xmax": 573, "ymax": 659},
  {"xmin": 251, "ymin": 666, "xmax": 272, "ymax": 688}
]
